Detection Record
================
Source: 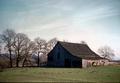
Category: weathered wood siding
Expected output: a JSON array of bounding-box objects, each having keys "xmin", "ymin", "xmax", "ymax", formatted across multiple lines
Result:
[
  {"xmin": 47, "ymin": 42, "xmax": 108, "ymax": 68},
  {"xmin": 82, "ymin": 59, "xmax": 109, "ymax": 68},
  {"xmin": 47, "ymin": 43, "xmax": 82, "ymax": 67}
]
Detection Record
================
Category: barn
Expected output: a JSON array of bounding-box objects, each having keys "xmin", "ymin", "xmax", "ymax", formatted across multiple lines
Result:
[{"xmin": 47, "ymin": 41, "xmax": 108, "ymax": 68}]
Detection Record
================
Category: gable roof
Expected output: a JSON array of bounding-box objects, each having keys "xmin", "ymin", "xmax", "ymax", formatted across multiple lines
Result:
[{"xmin": 58, "ymin": 41, "xmax": 103, "ymax": 60}]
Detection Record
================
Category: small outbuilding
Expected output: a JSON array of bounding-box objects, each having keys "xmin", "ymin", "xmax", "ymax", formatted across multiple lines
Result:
[{"xmin": 47, "ymin": 41, "xmax": 108, "ymax": 68}]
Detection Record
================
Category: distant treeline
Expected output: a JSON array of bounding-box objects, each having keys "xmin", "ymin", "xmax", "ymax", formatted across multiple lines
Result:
[{"xmin": 0, "ymin": 29, "xmax": 58, "ymax": 69}]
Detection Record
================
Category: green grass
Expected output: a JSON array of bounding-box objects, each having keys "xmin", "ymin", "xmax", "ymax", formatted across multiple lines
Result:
[{"xmin": 0, "ymin": 66, "xmax": 120, "ymax": 82}]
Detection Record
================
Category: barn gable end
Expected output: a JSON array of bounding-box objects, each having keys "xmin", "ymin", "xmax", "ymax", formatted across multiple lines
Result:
[{"xmin": 47, "ymin": 41, "xmax": 107, "ymax": 68}]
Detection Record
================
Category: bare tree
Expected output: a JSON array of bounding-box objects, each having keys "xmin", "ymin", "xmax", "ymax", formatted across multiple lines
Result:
[
  {"xmin": 47, "ymin": 38, "xmax": 58, "ymax": 52},
  {"xmin": 0, "ymin": 43, "xmax": 2, "ymax": 54},
  {"xmin": 80, "ymin": 41, "xmax": 87, "ymax": 44},
  {"xmin": 22, "ymin": 41, "xmax": 35, "ymax": 67},
  {"xmin": 13, "ymin": 33, "xmax": 29, "ymax": 67},
  {"xmin": 0, "ymin": 29, "xmax": 16, "ymax": 67},
  {"xmin": 34, "ymin": 37, "xmax": 46, "ymax": 67},
  {"xmin": 0, "ymin": 39, "xmax": 1, "ymax": 49},
  {"xmin": 98, "ymin": 46, "xmax": 115, "ymax": 60}
]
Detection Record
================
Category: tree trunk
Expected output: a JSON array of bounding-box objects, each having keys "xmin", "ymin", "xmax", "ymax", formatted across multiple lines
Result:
[
  {"xmin": 37, "ymin": 52, "xmax": 40, "ymax": 67},
  {"xmin": 9, "ymin": 50, "xmax": 12, "ymax": 68},
  {"xmin": 22, "ymin": 57, "xmax": 26, "ymax": 67},
  {"xmin": 16, "ymin": 49, "xmax": 20, "ymax": 67},
  {"xmin": 16, "ymin": 57, "xmax": 19, "ymax": 67},
  {"xmin": 16, "ymin": 53, "xmax": 20, "ymax": 67}
]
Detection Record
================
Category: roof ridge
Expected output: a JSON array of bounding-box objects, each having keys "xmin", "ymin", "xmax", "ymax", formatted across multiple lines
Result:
[{"xmin": 58, "ymin": 41, "xmax": 88, "ymax": 45}]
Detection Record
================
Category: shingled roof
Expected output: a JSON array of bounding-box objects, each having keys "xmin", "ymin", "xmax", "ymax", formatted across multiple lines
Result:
[{"xmin": 58, "ymin": 41, "xmax": 103, "ymax": 60}]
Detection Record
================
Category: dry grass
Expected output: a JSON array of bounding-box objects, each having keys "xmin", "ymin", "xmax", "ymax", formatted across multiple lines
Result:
[{"xmin": 0, "ymin": 65, "xmax": 120, "ymax": 82}]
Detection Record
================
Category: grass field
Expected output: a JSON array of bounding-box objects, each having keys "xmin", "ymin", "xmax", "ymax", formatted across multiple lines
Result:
[{"xmin": 0, "ymin": 66, "xmax": 120, "ymax": 82}]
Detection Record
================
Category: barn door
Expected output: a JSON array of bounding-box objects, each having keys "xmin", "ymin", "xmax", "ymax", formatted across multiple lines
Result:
[
  {"xmin": 72, "ymin": 59, "xmax": 82, "ymax": 68},
  {"xmin": 64, "ymin": 59, "xmax": 71, "ymax": 67}
]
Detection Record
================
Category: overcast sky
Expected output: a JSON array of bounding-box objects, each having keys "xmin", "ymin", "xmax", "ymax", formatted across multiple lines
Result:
[{"xmin": 0, "ymin": 0, "xmax": 120, "ymax": 59}]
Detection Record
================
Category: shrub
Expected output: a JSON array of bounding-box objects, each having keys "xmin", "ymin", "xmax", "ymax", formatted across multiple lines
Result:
[{"xmin": 0, "ymin": 59, "xmax": 9, "ymax": 72}]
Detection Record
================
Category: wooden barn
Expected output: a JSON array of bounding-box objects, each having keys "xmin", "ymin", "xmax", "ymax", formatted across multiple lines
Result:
[{"xmin": 47, "ymin": 41, "xmax": 108, "ymax": 68}]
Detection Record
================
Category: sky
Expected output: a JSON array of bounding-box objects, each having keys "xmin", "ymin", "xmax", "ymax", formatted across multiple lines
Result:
[{"xmin": 0, "ymin": 0, "xmax": 120, "ymax": 60}]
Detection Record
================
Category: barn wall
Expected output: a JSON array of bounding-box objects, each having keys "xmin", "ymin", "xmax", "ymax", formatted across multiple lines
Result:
[
  {"xmin": 47, "ymin": 43, "xmax": 70, "ymax": 67},
  {"xmin": 47, "ymin": 43, "xmax": 82, "ymax": 67},
  {"xmin": 48, "ymin": 43, "xmax": 109, "ymax": 68},
  {"xmin": 54, "ymin": 43, "xmax": 82, "ymax": 67},
  {"xmin": 82, "ymin": 59, "xmax": 109, "ymax": 68}
]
